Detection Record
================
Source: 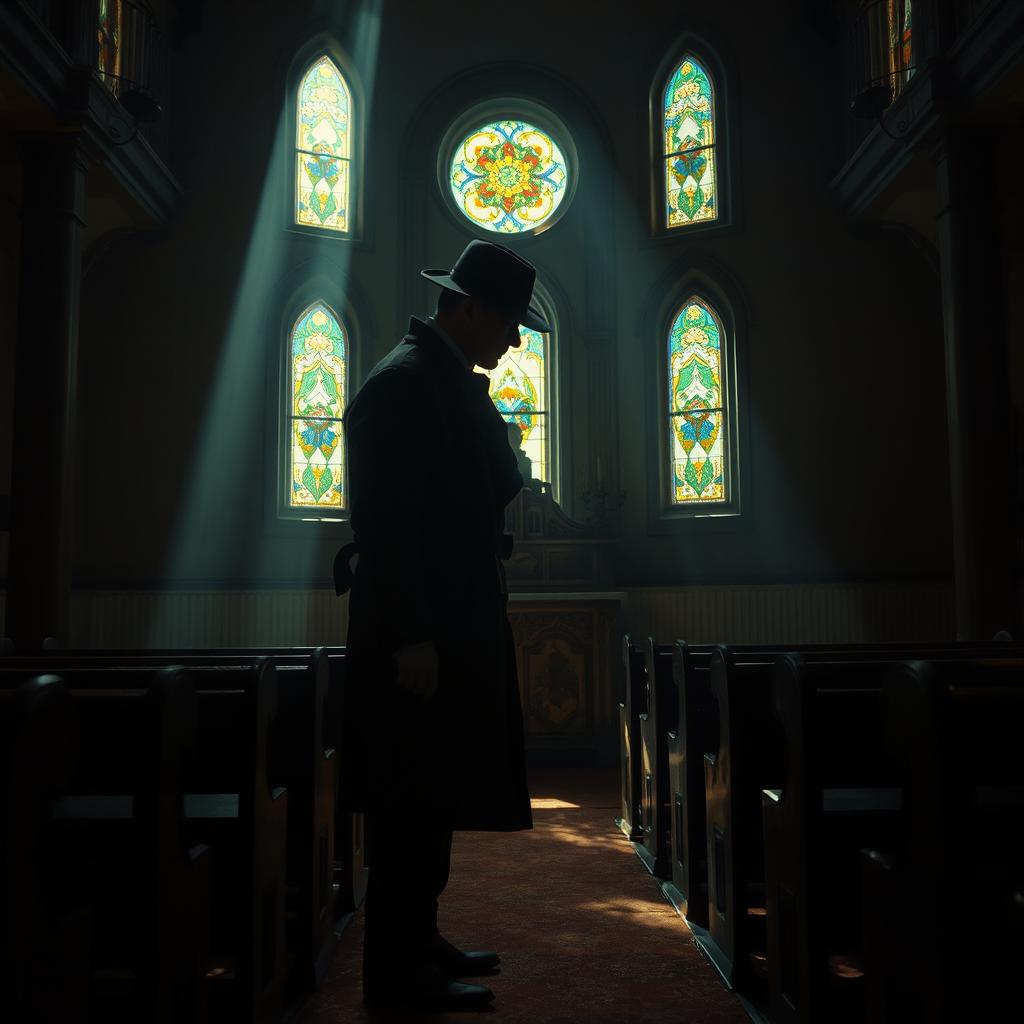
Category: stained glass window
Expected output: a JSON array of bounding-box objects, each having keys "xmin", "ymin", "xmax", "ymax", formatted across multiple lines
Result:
[
  {"xmin": 477, "ymin": 326, "xmax": 551, "ymax": 485},
  {"xmin": 663, "ymin": 56, "xmax": 716, "ymax": 228},
  {"xmin": 450, "ymin": 120, "xmax": 569, "ymax": 234},
  {"xmin": 668, "ymin": 298, "xmax": 727, "ymax": 504},
  {"xmin": 290, "ymin": 303, "xmax": 347, "ymax": 508},
  {"xmin": 888, "ymin": 0, "xmax": 914, "ymax": 94},
  {"xmin": 296, "ymin": 56, "xmax": 352, "ymax": 233},
  {"xmin": 97, "ymin": 0, "xmax": 122, "ymax": 95}
]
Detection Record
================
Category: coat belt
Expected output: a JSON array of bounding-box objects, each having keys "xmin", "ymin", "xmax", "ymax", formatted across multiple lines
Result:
[{"xmin": 333, "ymin": 534, "xmax": 515, "ymax": 597}]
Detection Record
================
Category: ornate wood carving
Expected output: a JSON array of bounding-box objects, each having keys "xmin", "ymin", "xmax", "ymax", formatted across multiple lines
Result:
[
  {"xmin": 508, "ymin": 597, "xmax": 624, "ymax": 754},
  {"xmin": 504, "ymin": 485, "xmax": 614, "ymax": 590}
]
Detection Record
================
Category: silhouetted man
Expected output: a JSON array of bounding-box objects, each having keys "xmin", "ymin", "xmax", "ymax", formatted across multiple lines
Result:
[{"xmin": 336, "ymin": 239, "xmax": 549, "ymax": 1011}]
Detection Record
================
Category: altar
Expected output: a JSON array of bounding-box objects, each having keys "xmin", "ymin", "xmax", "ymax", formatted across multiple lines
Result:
[
  {"xmin": 508, "ymin": 591, "xmax": 625, "ymax": 758},
  {"xmin": 502, "ymin": 484, "xmax": 625, "ymax": 759}
]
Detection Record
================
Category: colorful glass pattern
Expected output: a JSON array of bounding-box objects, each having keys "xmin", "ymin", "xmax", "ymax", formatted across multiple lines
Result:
[
  {"xmin": 451, "ymin": 120, "xmax": 568, "ymax": 234},
  {"xmin": 478, "ymin": 327, "xmax": 550, "ymax": 484},
  {"xmin": 290, "ymin": 303, "xmax": 346, "ymax": 508},
  {"xmin": 663, "ymin": 56, "xmax": 717, "ymax": 228},
  {"xmin": 888, "ymin": 0, "xmax": 914, "ymax": 91},
  {"xmin": 296, "ymin": 56, "xmax": 352, "ymax": 232},
  {"xmin": 668, "ymin": 299, "xmax": 727, "ymax": 503},
  {"xmin": 97, "ymin": 0, "xmax": 122, "ymax": 92}
]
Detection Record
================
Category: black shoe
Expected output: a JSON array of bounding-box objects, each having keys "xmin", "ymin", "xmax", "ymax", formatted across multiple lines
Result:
[
  {"xmin": 363, "ymin": 962, "xmax": 495, "ymax": 1011},
  {"xmin": 431, "ymin": 933, "xmax": 501, "ymax": 977}
]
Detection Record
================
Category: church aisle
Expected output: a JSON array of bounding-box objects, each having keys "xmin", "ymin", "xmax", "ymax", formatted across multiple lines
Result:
[{"xmin": 298, "ymin": 767, "xmax": 748, "ymax": 1023}]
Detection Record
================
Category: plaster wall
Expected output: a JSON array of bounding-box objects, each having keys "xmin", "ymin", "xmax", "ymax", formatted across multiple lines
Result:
[{"xmin": 71, "ymin": 0, "xmax": 952, "ymax": 592}]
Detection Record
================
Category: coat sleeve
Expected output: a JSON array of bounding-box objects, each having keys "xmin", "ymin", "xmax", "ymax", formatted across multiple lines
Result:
[{"xmin": 344, "ymin": 366, "xmax": 434, "ymax": 649}]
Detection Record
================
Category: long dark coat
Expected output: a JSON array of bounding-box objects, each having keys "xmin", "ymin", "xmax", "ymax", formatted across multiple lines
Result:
[{"xmin": 338, "ymin": 316, "xmax": 533, "ymax": 832}]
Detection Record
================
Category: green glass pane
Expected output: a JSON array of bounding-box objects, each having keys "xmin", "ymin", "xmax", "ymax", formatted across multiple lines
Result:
[
  {"xmin": 297, "ymin": 56, "xmax": 350, "ymax": 157},
  {"xmin": 450, "ymin": 120, "xmax": 569, "ymax": 234},
  {"xmin": 664, "ymin": 56, "xmax": 717, "ymax": 228},
  {"xmin": 665, "ymin": 146, "xmax": 716, "ymax": 226},
  {"xmin": 478, "ymin": 325, "xmax": 551, "ymax": 483},
  {"xmin": 664, "ymin": 56, "xmax": 714, "ymax": 154},
  {"xmin": 296, "ymin": 152, "xmax": 349, "ymax": 231},
  {"xmin": 668, "ymin": 299, "xmax": 727, "ymax": 504},
  {"xmin": 296, "ymin": 57, "xmax": 351, "ymax": 232},
  {"xmin": 291, "ymin": 416, "xmax": 344, "ymax": 507},
  {"xmin": 290, "ymin": 304, "xmax": 346, "ymax": 508}
]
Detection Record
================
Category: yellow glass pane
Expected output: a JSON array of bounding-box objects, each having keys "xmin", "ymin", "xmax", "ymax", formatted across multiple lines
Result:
[{"xmin": 296, "ymin": 153, "xmax": 349, "ymax": 232}]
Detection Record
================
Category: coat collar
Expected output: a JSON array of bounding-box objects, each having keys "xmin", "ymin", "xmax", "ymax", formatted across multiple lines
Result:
[{"xmin": 405, "ymin": 316, "xmax": 474, "ymax": 377}]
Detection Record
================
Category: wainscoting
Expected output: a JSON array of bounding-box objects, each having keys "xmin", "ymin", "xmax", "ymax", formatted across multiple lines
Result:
[
  {"xmin": 625, "ymin": 580, "xmax": 957, "ymax": 645},
  {"xmin": 0, "ymin": 579, "xmax": 955, "ymax": 649}
]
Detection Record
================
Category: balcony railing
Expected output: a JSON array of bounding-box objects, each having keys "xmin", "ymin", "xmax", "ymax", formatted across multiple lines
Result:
[
  {"xmin": 849, "ymin": 0, "xmax": 916, "ymax": 119},
  {"xmin": 19, "ymin": 0, "xmax": 167, "ymax": 139}
]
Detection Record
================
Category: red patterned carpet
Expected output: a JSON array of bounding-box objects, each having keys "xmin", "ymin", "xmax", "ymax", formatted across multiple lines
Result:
[{"xmin": 298, "ymin": 766, "xmax": 749, "ymax": 1023}]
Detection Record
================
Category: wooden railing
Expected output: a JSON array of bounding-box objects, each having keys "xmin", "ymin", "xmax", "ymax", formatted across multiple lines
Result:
[
  {"xmin": 849, "ymin": 0, "xmax": 916, "ymax": 115},
  {"xmin": 19, "ymin": 0, "xmax": 167, "ymax": 131}
]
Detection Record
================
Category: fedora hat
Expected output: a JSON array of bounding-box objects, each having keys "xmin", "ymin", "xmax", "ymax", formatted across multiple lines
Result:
[{"xmin": 421, "ymin": 239, "xmax": 551, "ymax": 332}]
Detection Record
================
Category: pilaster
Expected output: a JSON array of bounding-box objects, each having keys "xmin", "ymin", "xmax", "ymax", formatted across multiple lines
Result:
[{"xmin": 5, "ymin": 133, "xmax": 88, "ymax": 648}]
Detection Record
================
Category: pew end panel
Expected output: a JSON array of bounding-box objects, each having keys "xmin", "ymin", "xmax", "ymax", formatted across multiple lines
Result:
[
  {"xmin": 669, "ymin": 641, "xmax": 716, "ymax": 929},
  {"xmin": 877, "ymin": 657, "xmax": 1024, "ymax": 1020},
  {"xmin": 616, "ymin": 635, "xmax": 646, "ymax": 841},
  {"xmin": 763, "ymin": 653, "xmax": 917, "ymax": 1024},
  {"xmin": 1, "ymin": 677, "xmax": 94, "ymax": 1023},
  {"xmin": 183, "ymin": 661, "xmax": 290, "ymax": 1024},
  {"xmin": 637, "ymin": 638, "xmax": 676, "ymax": 880},
  {"xmin": 701, "ymin": 646, "xmax": 784, "ymax": 993}
]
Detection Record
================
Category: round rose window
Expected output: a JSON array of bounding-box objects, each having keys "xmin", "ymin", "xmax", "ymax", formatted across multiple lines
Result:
[{"xmin": 449, "ymin": 119, "xmax": 570, "ymax": 234}]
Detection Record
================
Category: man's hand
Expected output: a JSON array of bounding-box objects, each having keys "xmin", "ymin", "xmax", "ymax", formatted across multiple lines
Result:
[{"xmin": 393, "ymin": 640, "xmax": 439, "ymax": 702}]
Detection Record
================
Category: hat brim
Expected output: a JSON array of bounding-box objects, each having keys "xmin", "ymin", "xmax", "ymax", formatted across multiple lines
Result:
[{"xmin": 421, "ymin": 269, "xmax": 552, "ymax": 333}]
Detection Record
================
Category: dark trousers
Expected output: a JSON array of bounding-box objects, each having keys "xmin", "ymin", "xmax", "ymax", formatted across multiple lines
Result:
[{"xmin": 363, "ymin": 813, "xmax": 454, "ymax": 975}]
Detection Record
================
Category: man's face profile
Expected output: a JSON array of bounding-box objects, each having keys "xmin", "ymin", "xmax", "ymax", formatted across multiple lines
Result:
[{"xmin": 458, "ymin": 297, "xmax": 522, "ymax": 370}]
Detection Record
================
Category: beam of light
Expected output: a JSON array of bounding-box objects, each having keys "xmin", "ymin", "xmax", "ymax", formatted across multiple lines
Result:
[
  {"xmin": 149, "ymin": 101, "xmax": 290, "ymax": 645},
  {"xmin": 150, "ymin": 0, "xmax": 384, "ymax": 648}
]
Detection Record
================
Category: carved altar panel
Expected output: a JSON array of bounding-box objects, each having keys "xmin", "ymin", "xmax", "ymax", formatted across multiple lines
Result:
[
  {"xmin": 503, "ymin": 485, "xmax": 615, "ymax": 590},
  {"xmin": 508, "ymin": 593, "xmax": 625, "ymax": 755}
]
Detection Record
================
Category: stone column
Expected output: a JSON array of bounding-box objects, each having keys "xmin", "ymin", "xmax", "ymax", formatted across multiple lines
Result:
[
  {"xmin": 933, "ymin": 132, "xmax": 1016, "ymax": 639},
  {"xmin": 4, "ymin": 134, "xmax": 88, "ymax": 649}
]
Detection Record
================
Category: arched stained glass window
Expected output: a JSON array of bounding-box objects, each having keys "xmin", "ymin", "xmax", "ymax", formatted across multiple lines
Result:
[
  {"xmin": 290, "ymin": 303, "xmax": 347, "ymax": 508},
  {"xmin": 450, "ymin": 120, "xmax": 569, "ymax": 234},
  {"xmin": 296, "ymin": 56, "xmax": 352, "ymax": 233},
  {"xmin": 477, "ymin": 325, "xmax": 552, "ymax": 486},
  {"xmin": 663, "ymin": 56, "xmax": 717, "ymax": 228},
  {"xmin": 888, "ymin": 0, "xmax": 914, "ymax": 94},
  {"xmin": 668, "ymin": 298, "xmax": 727, "ymax": 504},
  {"xmin": 97, "ymin": 0, "xmax": 122, "ymax": 93}
]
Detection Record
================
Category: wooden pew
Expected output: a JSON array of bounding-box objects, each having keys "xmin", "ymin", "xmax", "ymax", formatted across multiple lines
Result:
[
  {"xmin": 703, "ymin": 645, "xmax": 785, "ymax": 990},
  {"xmin": 0, "ymin": 658, "xmax": 289, "ymax": 1024},
  {"xmin": 616, "ymin": 635, "xmax": 647, "ymax": 840},
  {"xmin": 667, "ymin": 641, "xmax": 717, "ymax": 927},
  {"xmin": 173, "ymin": 660, "xmax": 288, "ymax": 1024},
  {"xmin": 637, "ymin": 638, "xmax": 675, "ymax": 879},
  {"xmin": 862, "ymin": 657, "xmax": 1024, "ymax": 1022},
  {"xmin": 670, "ymin": 640, "xmax": 896, "ymax": 936},
  {"xmin": 702, "ymin": 639, "xmax": 1024, "ymax": 994},
  {"xmin": 9, "ymin": 644, "xmax": 368, "ymax": 926},
  {"xmin": 43, "ymin": 668, "xmax": 210, "ymax": 1023},
  {"xmin": 761, "ymin": 654, "xmax": 904, "ymax": 1024},
  {"xmin": 3, "ymin": 647, "xmax": 342, "ymax": 990},
  {"xmin": 0, "ymin": 677, "xmax": 93, "ymax": 1024}
]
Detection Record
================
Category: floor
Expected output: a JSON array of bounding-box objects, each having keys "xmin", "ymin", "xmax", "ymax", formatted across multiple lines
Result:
[{"xmin": 297, "ymin": 765, "xmax": 749, "ymax": 1023}]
